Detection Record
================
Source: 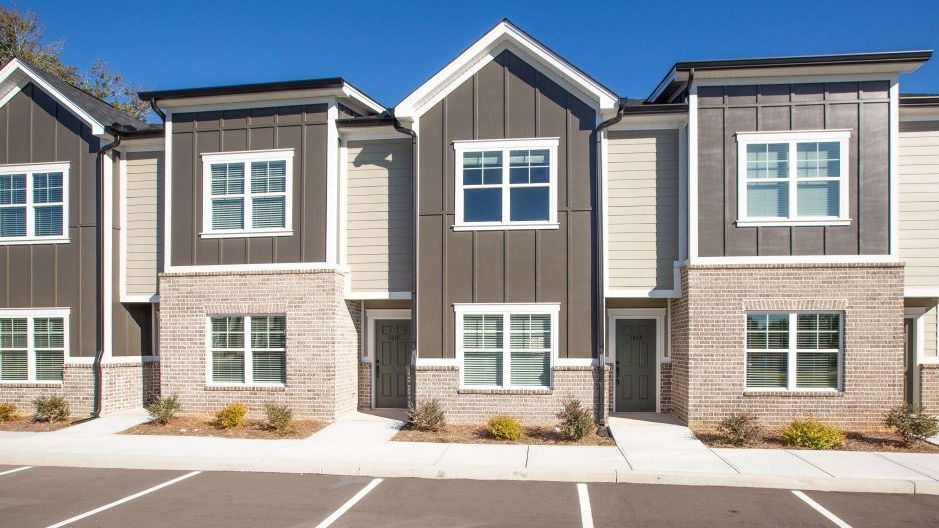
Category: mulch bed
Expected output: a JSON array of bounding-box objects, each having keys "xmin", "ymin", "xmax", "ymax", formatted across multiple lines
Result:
[
  {"xmin": 0, "ymin": 417, "xmax": 81, "ymax": 432},
  {"xmin": 123, "ymin": 416, "xmax": 324, "ymax": 440},
  {"xmin": 693, "ymin": 427, "xmax": 939, "ymax": 453},
  {"xmin": 393, "ymin": 424, "xmax": 615, "ymax": 446}
]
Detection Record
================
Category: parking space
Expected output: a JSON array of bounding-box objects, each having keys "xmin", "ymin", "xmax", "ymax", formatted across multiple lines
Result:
[{"xmin": 804, "ymin": 490, "xmax": 939, "ymax": 528}]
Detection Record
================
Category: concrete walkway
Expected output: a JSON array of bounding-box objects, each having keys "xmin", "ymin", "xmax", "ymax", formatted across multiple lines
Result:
[{"xmin": 0, "ymin": 410, "xmax": 938, "ymax": 495}]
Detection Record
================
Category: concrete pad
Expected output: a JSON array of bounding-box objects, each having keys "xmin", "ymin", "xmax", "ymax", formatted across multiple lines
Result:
[
  {"xmin": 609, "ymin": 414, "xmax": 737, "ymax": 474},
  {"xmin": 305, "ymin": 412, "xmax": 403, "ymax": 446},
  {"xmin": 712, "ymin": 448, "xmax": 831, "ymax": 478},
  {"xmin": 433, "ymin": 443, "xmax": 528, "ymax": 469},
  {"xmin": 878, "ymin": 452, "xmax": 939, "ymax": 480},
  {"xmin": 52, "ymin": 409, "xmax": 150, "ymax": 435},
  {"xmin": 805, "ymin": 490, "xmax": 939, "ymax": 528},
  {"xmin": 790, "ymin": 450, "xmax": 936, "ymax": 481},
  {"xmin": 526, "ymin": 445, "xmax": 629, "ymax": 472}
]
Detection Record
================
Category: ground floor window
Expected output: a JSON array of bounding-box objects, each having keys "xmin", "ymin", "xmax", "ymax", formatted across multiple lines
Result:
[
  {"xmin": 745, "ymin": 312, "xmax": 841, "ymax": 390},
  {"xmin": 0, "ymin": 310, "xmax": 67, "ymax": 383},
  {"xmin": 456, "ymin": 304, "xmax": 559, "ymax": 389},
  {"xmin": 208, "ymin": 315, "xmax": 286, "ymax": 386}
]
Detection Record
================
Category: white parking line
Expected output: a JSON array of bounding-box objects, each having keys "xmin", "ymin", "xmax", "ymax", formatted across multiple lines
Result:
[
  {"xmin": 44, "ymin": 470, "xmax": 201, "ymax": 528},
  {"xmin": 792, "ymin": 490, "xmax": 852, "ymax": 528},
  {"xmin": 314, "ymin": 478, "xmax": 383, "ymax": 528},
  {"xmin": 577, "ymin": 483, "xmax": 594, "ymax": 528},
  {"xmin": 0, "ymin": 466, "xmax": 32, "ymax": 477}
]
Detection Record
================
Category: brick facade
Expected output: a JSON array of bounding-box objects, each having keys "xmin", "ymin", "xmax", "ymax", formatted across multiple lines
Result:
[
  {"xmin": 921, "ymin": 364, "xmax": 939, "ymax": 413},
  {"xmin": 672, "ymin": 263, "xmax": 905, "ymax": 429},
  {"xmin": 158, "ymin": 269, "xmax": 359, "ymax": 421},
  {"xmin": 100, "ymin": 360, "xmax": 162, "ymax": 414}
]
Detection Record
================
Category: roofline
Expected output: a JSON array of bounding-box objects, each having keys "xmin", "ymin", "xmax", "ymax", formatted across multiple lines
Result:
[
  {"xmin": 335, "ymin": 114, "xmax": 394, "ymax": 127},
  {"xmin": 900, "ymin": 94, "xmax": 939, "ymax": 106},
  {"xmin": 622, "ymin": 103, "xmax": 689, "ymax": 115}
]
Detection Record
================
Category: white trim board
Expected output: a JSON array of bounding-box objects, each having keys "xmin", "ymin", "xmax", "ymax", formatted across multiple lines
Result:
[{"xmin": 164, "ymin": 262, "xmax": 348, "ymax": 274}]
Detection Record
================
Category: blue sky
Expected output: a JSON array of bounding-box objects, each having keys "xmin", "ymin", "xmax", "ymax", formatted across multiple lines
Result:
[{"xmin": 12, "ymin": 0, "xmax": 939, "ymax": 108}]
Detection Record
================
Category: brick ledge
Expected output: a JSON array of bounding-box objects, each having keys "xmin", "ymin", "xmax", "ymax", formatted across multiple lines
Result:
[
  {"xmin": 688, "ymin": 262, "xmax": 903, "ymax": 270},
  {"xmin": 161, "ymin": 268, "xmax": 345, "ymax": 278},
  {"xmin": 458, "ymin": 388, "xmax": 552, "ymax": 396},
  {"xmin": 204, "ymin": 385, "xmax": 287, "ymax": 392},
  {"xmin": 743, "ymin": 390, "xmax": 844, "ymax": 398}
]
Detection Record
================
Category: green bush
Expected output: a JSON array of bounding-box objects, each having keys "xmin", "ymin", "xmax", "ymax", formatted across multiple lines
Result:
[
  {"xmin": 407, "ymin": 399, "xmax": 446, "ymax": 432},
  {"xmin": 32, "ymin": 395, "xmax": 70, "ymax": 423},
  {"xmin": 146, "ymin": 394, "xmax": 181, "ymax": 426},
  {"xmin": 488, "ymin": 415, "xmax": 523, "ymax": 441},
  {"xmin": 717, "ymin": 413, "xmax": 763, "ymax": 446},
  {"xmin": 264, "ymin": 403, "xmax": 295, "ymax": 434},
  {"xmin": 0, "ymin": 402, "xmax": 18, "ymax": 422},
  {"xmin": 782, "ymin": 416, "xmax": 844, "ymax": 450},
  {"xmin": 884, "ymin": 405, "xmax": 939, "ymax": 446},
  {"xmin": 215, "ymin": 403, "xmax": 248, "ymax": 429},
  {"xmin": 556, "ymin": 397, "xmax": 594, "ymax": 441}
]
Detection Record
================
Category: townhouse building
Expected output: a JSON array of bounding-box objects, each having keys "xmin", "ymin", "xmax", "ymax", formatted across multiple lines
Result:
[{"xmin": 0, "ymin": 20, "xmax": 937, "ymax": 428}]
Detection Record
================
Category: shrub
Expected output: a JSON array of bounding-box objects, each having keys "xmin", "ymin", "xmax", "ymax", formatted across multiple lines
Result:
[
  {"xmin": 146, "ymin": 394, "xmax": 181, "ymax": 426},
  {"xmin": 717, "ymin": 413, "xmax": 762, "ymax": 446},
  {"xmin": 215, "ymin": 403, "xmax": 248, "ymax": 429},
  {"xmin": 884, "ymin": 405, "xmax": 939, "ymax": 446},
  {"xmin": 782, "ymin": 416, "xmax": 844, "ymax": 450},
  {"xmin": 32, "ymin": 395, "xmax": 70, "ymax": 423},
  {"xmin": 264, "ymin": 403, "xmax": 295, "ymax": 434},
  {"xmin": 407, "ymin": 399, "xmax": 446, "ymax": 432},
  {"xmin": 488, "ymin": 415, "xmax": 523, "ymax": 441},
  {"xmin": 556, "ymin": 397, "xmax": 594, "ymax": 441},
  {"xmin": 0, "ymin": 402, "xmax": 18, "ymax": 422}
]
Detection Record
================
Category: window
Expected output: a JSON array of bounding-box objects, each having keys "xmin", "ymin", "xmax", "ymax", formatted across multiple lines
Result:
[
  {"xmin": 208, "ymin": 315, "xmax": 286, "ymax": 386},
  {"xmin": 0, "ymin": 163, "xmax": 69, "ymax": 243},
  {"xmin": 200, "ymin": 150, "xmax": 293, "ymax": 237},
  {"xmin": 456, "ymin": 304, "xmax": 559, "ymax": 389},
  {"xmin": 736, "ymin": 131, "xmax": 850, "ymax": 226},
  {"xmin": 745, "ymin": 312, "xmax": 841, "ymax": 391},
  {"xmin": 0, "ymin": 310, "xmax": 68, "ymax": 383},
  {"xmin": 454, "ymin": 138, "xmax": 559, "ymax": 230}
]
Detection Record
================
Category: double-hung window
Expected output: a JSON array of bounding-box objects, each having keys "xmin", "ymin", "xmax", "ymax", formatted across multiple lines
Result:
[
  {"xmin": 454, "ymin": 138, "xmax": 559, "ymax": 230},
  {"xmin": 456, "ymin": 304, "xmax": 559, "ymax": 389},
  {"xmin": 736, "ymin": 131, "xmax": 850, "ymax": 226},
  {"xmin": 201, "ymin": 149, "xmax": 293, "ymax": 237},
  {"xmin": 745, "ymin": 312, "xmax": 842, "ymax": 391},
  {"xmin": 0, "ymin": 310, "xmax": 68, "ymax": 383},
  {"xmin": 208, "ymin": 315, "xmax": 286, "ymax": 386},
  {"xmin": 0, "ymin": 163, "xmax": 69, "ymax": 243}
]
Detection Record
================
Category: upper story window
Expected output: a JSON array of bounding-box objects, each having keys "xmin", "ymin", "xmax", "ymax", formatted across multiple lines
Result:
[
  {"xmin": 200, "ymin": 149, "xmax": 294, "ymax": 238},
  {"xmin": 0, "ymin": 162, "xmax": 69, "ymax": 244},
  {"xmin": 454, "ymin": 138, "xmax": 559, "ymax": 231},
  {"xmin": 736, "ymin": 130, "xmax": 850, "ymax": 227}
]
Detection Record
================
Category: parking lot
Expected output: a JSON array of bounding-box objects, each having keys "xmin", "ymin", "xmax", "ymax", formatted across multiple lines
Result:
[{"xmin": 1, "ymin": 465, "xmax": 938, "ymax": 527}]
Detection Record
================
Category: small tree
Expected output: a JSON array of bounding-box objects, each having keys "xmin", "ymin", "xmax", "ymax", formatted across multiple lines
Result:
[{"xmin": 885, "ymin": 405, "xmax": 939, "ymax": 446}]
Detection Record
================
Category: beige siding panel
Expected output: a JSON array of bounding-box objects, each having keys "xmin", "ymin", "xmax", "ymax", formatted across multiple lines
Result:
[
  {"xmin": 925, "ymin": 304, "xmax": 937, "ymax": 358},
  {"xmin": 606, "ymin": 129, "xmax": 680, "ymax": 292},
  {"xmin": 346, "ymin": 139, "xmax": 413, "ymax": 293},
  {"xmin": 900, "ymin": 121, "xmax": 939, "ymax": 289},
  {"xmin": 124, "ymin": 152, "xmax": 163, "ymax": 297}
]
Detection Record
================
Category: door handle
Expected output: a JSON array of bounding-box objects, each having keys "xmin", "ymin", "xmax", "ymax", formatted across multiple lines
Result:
[{"xmin": 615, "ymin": 362, "xmax": 620, "ymax": 384}]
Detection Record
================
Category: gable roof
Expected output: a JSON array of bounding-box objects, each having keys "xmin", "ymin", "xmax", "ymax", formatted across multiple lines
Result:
[
  {"xmin": 394, "ymin": 19, "xmax": 619, "ymax": 119},
  {"xmin": 0, "ymin": 58, "xmax": 155, "ymax": 136}
]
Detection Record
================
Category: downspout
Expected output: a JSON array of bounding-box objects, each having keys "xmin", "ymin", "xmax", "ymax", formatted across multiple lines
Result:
[
  {"xmin": 391, "ymin": 113, "xmax": 418, "ymax": 409},
  {"xmin": 595, "ymin": 101, "xmax": 626, "ymax": 425},
  {"xmin": 149, "ymin": 98, "xmax": 166, "ymax": 123},
  {"xmin": 92, "ymin": 126, "xmax": 122, "ymax": 418}
]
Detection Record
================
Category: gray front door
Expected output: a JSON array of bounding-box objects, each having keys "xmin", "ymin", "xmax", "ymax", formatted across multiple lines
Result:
[
  {"xmin": 615, "ymin": 319, "xmax": 656, "ymax": 412},
  {"xmin": 375, "ymin": 320, "xmax": 410, "ymax": 408}
]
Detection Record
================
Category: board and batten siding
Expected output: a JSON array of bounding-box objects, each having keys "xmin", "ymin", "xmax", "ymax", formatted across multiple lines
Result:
[
  {"xmin": 346, "ymin": 138, "xmax": 413, "ymax": 294},
  {"xmin": 124, "ymin": 152, "xmax": 163, "ymax": 297},
  {"xmin": 899, "ymin": 120, "xmax": 939, "ymax": 289},
  {"xmin": 606, "ymin": 129, "xmax": 679, "ymax": 292}
]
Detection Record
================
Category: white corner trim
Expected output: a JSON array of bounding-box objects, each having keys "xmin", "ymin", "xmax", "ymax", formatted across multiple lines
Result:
[
  {"xmin": 688, "ymin": 85, "xmax": 699, "ymax": 260},
  {"xmin": 345, "ymin": 291, "xmax": 413, "ymax": 300},
  {"xmin": 119, "ymin": 156, "xmax": 128, "ymax": 303},
  {"xmin": 905, "ymin": 287, "xmax": 939, "ymax": 298},
  {"xmin": 453, "ymin": 302, "xmax": 562, "ymax": 314},
  {"xmin": 163, "ymin": 113, "xmax": 173, "ymax": 273},
  {"xmin": 103, "ymin": 150, "xmax": 114, "ymax": 360},
  {"xmin": 326, "ymin": 102, "xmax": 339, "ymax": 265},
  {"xmin": 0, "ymin": 78, "xmax": 27, "ymax": 108},
  {"xmin": 889, "ymin": 77, "xmax": 900, "ymax": 259},
  {"xmin": 0, "ymin": 59, "xmax": 106, "ymax": 135}
]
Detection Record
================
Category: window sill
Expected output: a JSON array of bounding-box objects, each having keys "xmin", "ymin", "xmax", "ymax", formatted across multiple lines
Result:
[
  {"xmin": 452, "ymin": 222, "xmax": 559, "ymax": 232},
  {"xmin": 458, "ymin": 387, "xmax": 552, "ymax": 395},
  {"xmin": 735, "ymin": 219, "xmax": 851, "ymax": 228},
  {"xmin": 200, "ymin": 230, "xmax": 293, "ymax": 239},
  {"xmin": 743, "ymin": 389, "xmax": 843, "ymax": 397},
  {"xmin": 0, "ymin": 237, "xmax": 69, "ymax": 246},
  {"xmin": 205, "ymin": 384, "xmax": 286, "ymax": 391}
]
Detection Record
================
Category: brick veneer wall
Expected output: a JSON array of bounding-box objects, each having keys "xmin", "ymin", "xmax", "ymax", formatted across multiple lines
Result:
[
  {"xmin": 416, "ymin": 365, "xmax": 602, "ymax": 424},
  {"xmin": 100, "ymin": 360, "xmax": 162, "ymax": 414},
  {"xmin": 921, "ymin": 364, "xmax": 939, "ymax": 413},
  {"xmin": 158, "ymin": 269, "xmax": 359, "ymax": 421},
  {"xmin": 674, "ymin": 263, "xmax": 904, "ymax": 429},
  {"xmin": 358, "ymin": 361, "xmax": 372, "ymax": 409}
]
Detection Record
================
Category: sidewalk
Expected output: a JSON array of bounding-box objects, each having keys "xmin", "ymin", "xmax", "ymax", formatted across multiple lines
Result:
[{"xmin": 0, "ymin": 409, "xmax": 937, "ymax": 495}]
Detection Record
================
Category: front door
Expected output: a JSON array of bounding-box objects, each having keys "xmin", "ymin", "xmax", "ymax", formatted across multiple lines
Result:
[
  {"xmin": 904, "ymin": 317, "xmax": 915, "ymax": 406},
  {"xmin": 615, "ymin": 319, "xmax": 656, "ymax": 412},
  {"xmin": 375, "ymin": 319, "xmax": 410, "ymax": 408}
]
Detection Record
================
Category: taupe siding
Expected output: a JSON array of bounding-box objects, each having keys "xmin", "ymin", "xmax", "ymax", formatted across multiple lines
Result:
[
  {"xmin": 0, "ymin": 83, "xmax": 99, "ymax": 357},
  {"xmin": 124, "ymin": 152, "xmax": 163, "ymax": 296},
  {"xmin": 417, "ymin": 50, "xmax": 597, "ymax": 360},
  {"xmin": 170, "ymin": 105, "xmax": 328, "ymax": 266},
  {"xmin": 696, "ymin": 81, "xmax": 892, "ymax": 257},
  {"xmin": 900, "ymin": 120, "xmax": 939, "ymax": 289},
  {"xmin": 607, "ymin": 129, "xmax": 679, "ymax": 291},
  {"xmin": 346, "ymin": 139, "xmax": 413, "ymax": 293}
]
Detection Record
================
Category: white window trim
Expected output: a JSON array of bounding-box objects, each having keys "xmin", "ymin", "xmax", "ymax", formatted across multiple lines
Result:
[
  {"xmin": 743, "ymin": 311, "xmax": 844, "ymax": 393},
  {"xmin": 200, "ymin": 149, "xmax": 294, "ymax": 238},
  {"xmin": 736, "ymin": 130, "xmax": 851, "ymax": 227},
  {"xmin": 204, "ymin": 314, "xmax": 286, "ymax": 388},
  {"xmin": 0, "ymin": 162, "xmax": 70, "ymax": 244},
  {"xmin": 453, "ymin": 138, "xmax": 560, "ymax": 231},
  {"xmin": 0, "ymin": 308, "xmax": 70, "ymax": 384},
  {"xmin": 453, "ymin": 302, "xmax": 560, "ymax": 390}
]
